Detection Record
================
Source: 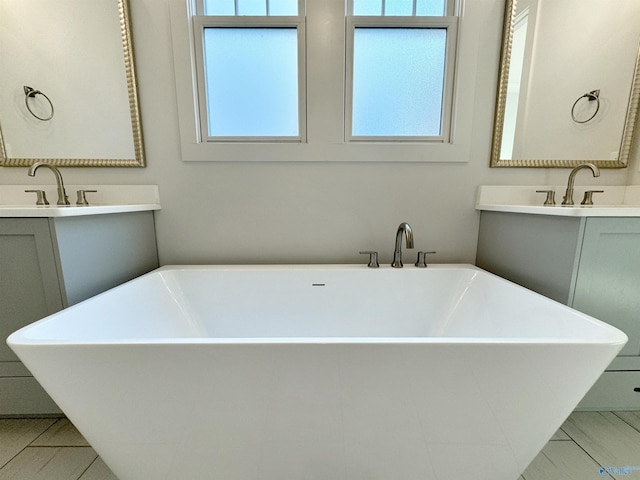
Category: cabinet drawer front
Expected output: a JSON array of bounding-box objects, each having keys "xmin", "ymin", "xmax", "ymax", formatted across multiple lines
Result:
[{"xmin": 577, "ymin": 371, "xmax": 640, "ymax": 411}]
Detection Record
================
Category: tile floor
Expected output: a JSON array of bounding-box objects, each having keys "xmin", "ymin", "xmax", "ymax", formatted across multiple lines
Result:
[
  {"xmin": 521, "ymin": 411, "xmax": 640, "ymax": 480},
  {"xmin": 0, "ymin": 418, "xmax": 116, "ymax": 480},
  {"xmin": 1, "ymin": 411, "xmax": 639, "ymax": 479}
]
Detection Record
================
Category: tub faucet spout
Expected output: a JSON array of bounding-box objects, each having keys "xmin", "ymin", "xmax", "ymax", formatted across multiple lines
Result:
[
  {"xmin": 27, "ymin": 161, "xmax": 70, "ymax": 206},
  {"xmin": 562, "ymin": 162, "xmax": 600, "ymax": 206},
  {"xmin": 392, "ymin": 222, "xmax": 414, "ymax": 268}
]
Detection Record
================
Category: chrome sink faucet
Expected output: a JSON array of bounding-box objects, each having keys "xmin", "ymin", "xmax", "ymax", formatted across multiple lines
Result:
[
  {"xmin": 562, "ymin": 162, "xmax": 600, "ymax": 206},
  {"xmin": 27, "ymin": 161, "xmax": 70, "ymax": 206},
  {"xmin": 392, "ymin": 222, "xmax": 414, "ymax": 268}
]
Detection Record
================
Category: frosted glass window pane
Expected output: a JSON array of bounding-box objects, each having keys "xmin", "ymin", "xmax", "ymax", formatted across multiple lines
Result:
[
  {"xmin": 204, "ymin": 0, "xmax": 235, "ymax": 15},
  {"xmin": 384, "ymin": 0, "xmax": 413, "ymax": 16},
  {"xmin": 416, "ymin": 0, "xmax": 446, "ymax": 16},
  {"xmin": 204, "ymin": 0, "xmax": 297, "ymax": 15},
  {"xmin": 268, "ymin": 0, "xmax": 298, "ymax": 15},
  {"xmin": 353, "ymin": 0, "xmax": 382, "ymax": 15},
  {"xmin": 237, "ymin": 0, "xmax": 266, "ymax": 15},
  {"xmin": 203, "ymin": 28, "xmax": 299, "ymax": 137},
  {"xmin": 352, "ymin": 28, "xmax": 446, "ymax": 137},
  {"xmin": 353, "ymin": 0, "xmax": 446, "ymax": 16}
]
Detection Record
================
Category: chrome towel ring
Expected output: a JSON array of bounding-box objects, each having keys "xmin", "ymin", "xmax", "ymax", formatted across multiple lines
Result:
[
  {"xmin": 571, "ymin": 89, "xmax": 600, "ymax": 124},
  {"xmin": 23, "ymin": 85, "xmax": 54, "ymax": 121}
]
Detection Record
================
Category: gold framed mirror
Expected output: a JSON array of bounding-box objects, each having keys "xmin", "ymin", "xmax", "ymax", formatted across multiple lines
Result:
[
  {"xmin": 491, "ymin": 0, "xmax": 640, "ymax": 168},
  {"xmin": 0, "ymin": 0, "xmax": 145, "ymax": 167}
]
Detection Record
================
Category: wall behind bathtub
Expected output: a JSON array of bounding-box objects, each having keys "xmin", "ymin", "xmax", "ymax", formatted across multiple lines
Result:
[{"xmin": 0, "ymin": 0, "xmax": 638, "ymax": 266}]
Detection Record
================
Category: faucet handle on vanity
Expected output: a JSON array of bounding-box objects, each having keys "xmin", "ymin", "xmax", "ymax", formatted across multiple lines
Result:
[
  {"xmin": 581, "ymin": 190, "xmax": 604, "ymax": 206},
  {"xmin": 536, "ymin": 190, "xmax": 556, "ymax": 206},
  {"xmin": 415, "ymin": 251, "xmax": 437, "ymax": 268},
  {"xmin": 359, "ymin": 251, "xmax": 380, "ymax": 268},
  {"xmin": 76, "ymin": 190, "xmax": 98, "ymax": 206},
  {"xmin": 25, "ymin": 189, "xmax": 49, "ymax": 206}
]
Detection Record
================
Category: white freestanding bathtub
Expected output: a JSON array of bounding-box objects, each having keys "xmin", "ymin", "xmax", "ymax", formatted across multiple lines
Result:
[{"xmin": 8, "ymin": 265, "xmax": 626, "ymax": 480}]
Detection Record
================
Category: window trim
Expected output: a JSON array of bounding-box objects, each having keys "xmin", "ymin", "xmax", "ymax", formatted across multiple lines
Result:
[
  {"xmin": 344, "ymin": 16, "xmax": 458, "ymax": 143},
  {"xmin": 170, "ymin": 0, "xmax": 481, "ymax": 162},
  {"xmin": 192, "ymin": 15, "xmax": 307, "ymax": 143}
]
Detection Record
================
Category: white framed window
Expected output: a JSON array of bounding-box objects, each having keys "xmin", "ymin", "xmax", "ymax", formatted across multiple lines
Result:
[
  {"xmin": 345, "ymin": 1, "xmax": 458, "ymax": 142},
  {"xmin": 170, "ymin": 0, "xmax": 481, "ymax": 162},
  {"xmin": 192, "ymin": 1, "xmax": 306, "ymax": 142}
]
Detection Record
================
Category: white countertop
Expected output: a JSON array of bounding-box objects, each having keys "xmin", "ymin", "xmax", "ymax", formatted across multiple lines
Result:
[
  {"xmin": 476, "ymin": 186, "xmax": 640, "ymax": 217},
  {"xmin": 0, "ymin": 204, "xmax": 160, "ymax": 217},
  {"xmin": 476, "ymin": 203, "xmax": 640, "ymax": 217},
  {"xmin": 0, "ymin": 185, "xmax": 161, "ymax": 217}
]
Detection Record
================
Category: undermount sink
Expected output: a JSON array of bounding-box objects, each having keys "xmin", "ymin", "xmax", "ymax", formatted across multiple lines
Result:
[
  {"xmin": 0, "ymin": 185, "xmax": 161, "ymax": 217},
  {"xmin": 476, "ymin": 186, "xmax": 640, "ymax": 217}
]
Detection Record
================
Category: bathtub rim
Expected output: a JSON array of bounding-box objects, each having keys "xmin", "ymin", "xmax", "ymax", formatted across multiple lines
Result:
[{"xmin": 6, "ymin": 263, "xmax": 629, "ymax": 348}]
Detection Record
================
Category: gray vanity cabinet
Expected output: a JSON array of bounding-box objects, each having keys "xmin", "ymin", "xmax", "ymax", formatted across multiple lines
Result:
[
  {"xmin": 0, "ymin": 212, "xmax": 158, "ymax": 415},
  {"xmin": 477, "ymin": 212, "xmax": 640, "ymax": 410}
]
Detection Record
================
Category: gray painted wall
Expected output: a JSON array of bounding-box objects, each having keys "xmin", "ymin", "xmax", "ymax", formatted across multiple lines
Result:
[{"xmin": 1, "ymin": 0, "xmax": 637, "ymax": 266}]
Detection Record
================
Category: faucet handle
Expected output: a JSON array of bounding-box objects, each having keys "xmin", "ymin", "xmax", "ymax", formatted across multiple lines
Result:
[
  {"xmin": 535, "ymin": 190, "xmax": 556, "ymax": 206},
  {"xmin": 359, "ymin": 251, "xmax": 379, "ymax": 268},
  {"xmin": 76, "ymin": 189, "xmax": 97, "ymax": 206},
  {"xmin": 581, "ymin": 190, "xmax": 604, "ymax": 206},
  {"xmin": 25, "ymin": 189, "xmax": 49, "ymax": 206},
  {"xmin": 415, "ymin": 251, "xmax": 437, "ymax": 268}
]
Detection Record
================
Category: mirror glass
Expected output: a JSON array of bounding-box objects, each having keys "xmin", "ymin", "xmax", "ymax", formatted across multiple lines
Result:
[
  {"xmin": 491, "ymin": 0, "xmax": 640, "ymax": 168},
  {"xmin": 0, "ymin": 0, "xmax": 145, "ymax": 167}
]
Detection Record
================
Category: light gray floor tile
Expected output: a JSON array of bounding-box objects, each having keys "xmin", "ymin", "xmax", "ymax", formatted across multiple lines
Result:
[
  {"xmin": 31, "ymin": 418, "xmax": 90, "ymax": 447},
  {"xmin": 0, "ymin": 418, "xmax": 57, "ymax": 468},
  {"xmin": 0, "ymin": 447, "xmax": 97, "ymax": 480},
  {"xmin": 78, "ymin": 457, "xmax": 119, "ymax": 480},
  {"xmin": 522, "ymin": 440, "xmax": 604, "ymax": 480},
  {"xmin": 551, "ymin": 428, "xmax": 571, "ymax": 441},
  {"xmin": 615, "ymin": 411, "xmax": 640, "ymax": 433},
  {"xmin": 562, "ymin": 411, "xmax": 640, "ymax": 469},
  {"xmin": 2, "ymin": 411, "xmax": 640, "ymax": 480}
]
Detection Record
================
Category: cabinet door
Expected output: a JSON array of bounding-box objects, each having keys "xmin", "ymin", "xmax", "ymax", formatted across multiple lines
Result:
[
  {"xmin": 0, "ymin": 219, "xmax": 64, "ymax": 362},
  {"xmin": 476, "ymin": 211, "xmax": 583, "ymax": 304},
  {"xmin": 572, "ymin": 218, "xmax": 640, "ymax": 357},
  {"xmin": 52, "ymin": 212, "xmax": 159, "ymax": 305}
]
